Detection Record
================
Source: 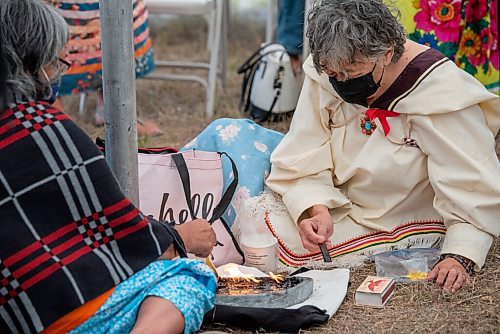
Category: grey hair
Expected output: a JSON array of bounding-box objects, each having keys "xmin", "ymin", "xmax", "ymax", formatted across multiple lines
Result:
[
  {"xmin": 307, "ymin": 0, "xmax": 406, "ymax": 75},
  {"xmin": 0, "ymin": 0, "xmax": 69, "ymax": 101}
]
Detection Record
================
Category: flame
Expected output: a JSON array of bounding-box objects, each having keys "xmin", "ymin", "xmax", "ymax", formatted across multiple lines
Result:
[
  {"xmin": 269, "ymin": 272, "xmax": 285, "ymax": 283},
  {"xmin": 217, "ymin": 263, "xmax": 287, "ymax": 284},
  {"xmin": 237, "ymin": 276, "xmax": 261, "ymax": 283},
  {"xmin": 220, "ymin": 263, "xmax": 261, "ymax": 283},
  {"xmin": 217, "ymin": 263, "xmax": 288, "ymax": 286}
]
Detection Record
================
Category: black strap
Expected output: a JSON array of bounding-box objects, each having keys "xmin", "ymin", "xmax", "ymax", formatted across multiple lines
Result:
[
  {"xmin": 209, "ymin": 152, "xmax": 238, "ymax": 223},
  {"xmin": 236, "ymin": 43, "xmax": 275, "ymax": 74},
  {"xmin": 267, "ymin": 90, "xmax": 280, "ymax": 114},
  {"xmin": 239, "ymin": 49, "xmax": 284, "ymax": 74},
  {"xmin": 171, "ymin": 151, "xmax": 239, "ymax": 224},
  {"xmin": 266, "ymin": 53, "xmax": 285, "ymax": 113},
  {"xmin": 239, "ymin": 63, "xmax": 258, "ymax": 113},
  {"xmin": 171, "ymin": 153, "xmax": 196, "ymax": 220},
  {"xmin": 219, "ymin": 216, "xmax": 245, "ymax": 259}
]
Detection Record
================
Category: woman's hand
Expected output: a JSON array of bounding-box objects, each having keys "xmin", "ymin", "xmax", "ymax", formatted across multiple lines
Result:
[
  {"xmin": 298, "ymin": 206, "xmax": 333, "ymax": 251},
  {"xmin": 175, "ymin": 219, "xmax": 216, "ymax": 258},
  {"xmin": 428, "ymin": 257, "xmax": 470, "ymax": 293}
]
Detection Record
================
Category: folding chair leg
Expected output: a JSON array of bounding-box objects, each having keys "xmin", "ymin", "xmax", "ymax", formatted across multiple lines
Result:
[
  {"xmin": 146, "ymin": 0, "xmax": 226, "ymax": 118},
  {"xmin": 220, "ymin": 0, "xmax": 229, "ymax": 93},
  {"xmin": 79, "ymin": 93, "xmax": 86, "ymax": 116},
  {"xmin": 205, "ymin": 11, "xmax": 215, "ymax": 51},
  {"xmin": 205, "ymin": 0, "xmax": 223, "ymax": 118}
]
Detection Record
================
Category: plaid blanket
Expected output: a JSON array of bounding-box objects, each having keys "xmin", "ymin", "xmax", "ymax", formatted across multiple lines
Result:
[{"xmin": 0, "ymin": 101, "xmax": 174, "ymax": 333}]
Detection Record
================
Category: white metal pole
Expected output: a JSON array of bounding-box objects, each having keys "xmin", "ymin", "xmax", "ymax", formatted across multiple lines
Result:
[
  {"xmin": 266, "ymin": 0, "xmax": 277, "ymax": 43},
  {"xmin": 99, "ymin": 0, "xmax": 139, "ymax": 205}
]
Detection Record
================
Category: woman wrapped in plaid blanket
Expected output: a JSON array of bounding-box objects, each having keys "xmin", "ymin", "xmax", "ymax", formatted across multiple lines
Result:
[{"xmin": 0, "ymin": 1, "xmax": 217, "ymax": 333}]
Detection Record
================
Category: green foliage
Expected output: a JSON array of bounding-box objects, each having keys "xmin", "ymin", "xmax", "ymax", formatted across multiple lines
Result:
[
  {"xmin": 439, "ymin": 42, "xmax": 458, "ymax": 59},
  {"xmin": 463, "ymin": 59, "xmax": 478, "ymax": 76},
  {"xmin": 482, "ymin": 61, "xmax": 490, "ymax": 75},
  {"xmin": 476, "ymin": 18, "xmax": 489, "ymax": 31},
  {"xmin": 409, "ymin": 31, "xmax": 422, "ymax": 41}
]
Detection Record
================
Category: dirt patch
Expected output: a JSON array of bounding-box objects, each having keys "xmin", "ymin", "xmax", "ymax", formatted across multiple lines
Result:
[{"xmin": 62, "ymin": 15, "xmax": 500, "ymax": 334}]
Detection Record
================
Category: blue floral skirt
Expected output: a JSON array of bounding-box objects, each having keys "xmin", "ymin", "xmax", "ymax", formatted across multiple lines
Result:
[{"xmin": 70, "ymin": 259, "xmax": 216, "ymax": 334}]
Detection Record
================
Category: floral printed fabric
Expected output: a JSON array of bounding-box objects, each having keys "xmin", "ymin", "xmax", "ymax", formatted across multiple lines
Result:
[
  {"xmin": 396, "ymin": 0, "xmax": 499, "ymax": 93},
  {"xmin": 70, "ymin": 259, "xmax": 216, "ymax": 334},
  {"xmin": 182, "ymin": 118, "xmax": 284, "ymax": 227}
]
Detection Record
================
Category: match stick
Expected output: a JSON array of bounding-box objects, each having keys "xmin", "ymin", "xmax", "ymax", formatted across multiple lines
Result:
[{"xmin": 205, "ymin": 256, "xmax": 220, "ymax": 280}]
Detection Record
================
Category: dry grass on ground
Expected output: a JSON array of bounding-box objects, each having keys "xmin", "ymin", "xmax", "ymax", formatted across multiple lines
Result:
[{"xmin": 62, "ymin": 16, "xmax": 500, "ymax": 334}]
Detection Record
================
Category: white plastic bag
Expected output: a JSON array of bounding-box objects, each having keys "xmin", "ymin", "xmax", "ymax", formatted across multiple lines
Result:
[{"xmin": 372, "ymin": 248, "xmax": 441, "ymax": 282}]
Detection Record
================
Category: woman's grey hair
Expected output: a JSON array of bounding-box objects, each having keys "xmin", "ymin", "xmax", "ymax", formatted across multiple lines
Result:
[
  {"xmin": 307, "ymin": 0, "xmax": 406, "ymax": 75},
  {"xmin": 0, "ymin": 0, "xmax": 69, "ymax": 102}
]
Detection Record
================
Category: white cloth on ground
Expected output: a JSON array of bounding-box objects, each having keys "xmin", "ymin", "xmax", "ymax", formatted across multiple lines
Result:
[{"xmin": 289, "ymin": 269, "xmax": 350, "ymax": 318}]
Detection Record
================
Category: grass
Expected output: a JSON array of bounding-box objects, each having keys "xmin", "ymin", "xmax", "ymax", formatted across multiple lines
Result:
[{"xmin": 62, "ymin": 15, "xmax": 500, "ymax": 334}]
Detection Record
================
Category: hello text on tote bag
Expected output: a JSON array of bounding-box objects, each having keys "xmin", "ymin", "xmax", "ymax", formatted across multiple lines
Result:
[{"xmin": 138, "ymin": 150, "xmax": 244, "ymax": 266}]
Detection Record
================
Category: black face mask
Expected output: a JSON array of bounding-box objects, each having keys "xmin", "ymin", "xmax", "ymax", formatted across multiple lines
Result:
[{"xmin": 329, "ymin": 63, "xmax": 384, "ymax": 107}]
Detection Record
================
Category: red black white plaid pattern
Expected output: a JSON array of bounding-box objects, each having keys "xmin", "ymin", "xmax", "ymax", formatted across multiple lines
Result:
[{"xmin": 0, "ymin": 101, "xmax": 174, "ymax": 333}]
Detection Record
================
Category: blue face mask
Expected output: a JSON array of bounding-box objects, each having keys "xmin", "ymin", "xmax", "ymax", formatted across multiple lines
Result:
[{"xmin": 41, "ymin": 69, "xmax": 61, "ymax": 105}]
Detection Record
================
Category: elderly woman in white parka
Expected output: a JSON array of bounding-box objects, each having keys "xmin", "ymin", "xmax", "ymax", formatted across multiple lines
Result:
[{"xmin": 264, "ymin": 0, "xmax": 499, "ymax": 293}]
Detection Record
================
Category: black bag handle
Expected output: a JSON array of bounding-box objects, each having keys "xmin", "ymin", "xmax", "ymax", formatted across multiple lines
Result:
[
  {"xmin": 171, "ymin": 151, "xmax": 239, "ymax": 224},
  {"xmin": 237, "ymin": 47, "xmax": 285, "ymax": 74},
  {"xmin": 209, "ymin": 152, "xmax": 238, "ymax": 222},
  {"xmin": 239, "ymin": 62, "xmax": 258, "ymax": 113},
  {"xmin": 171, "ymin": 153, "xmax": 196, "ymax": 219},
  {"xmin": 236, "ymin": 42, "xmax": 274, "ymax": 74}
]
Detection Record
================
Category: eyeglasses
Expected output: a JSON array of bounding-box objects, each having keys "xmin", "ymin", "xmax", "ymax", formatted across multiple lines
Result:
[{"xmin": 58, "ymin": 57, "xmax": 71, "ymax": 72}]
